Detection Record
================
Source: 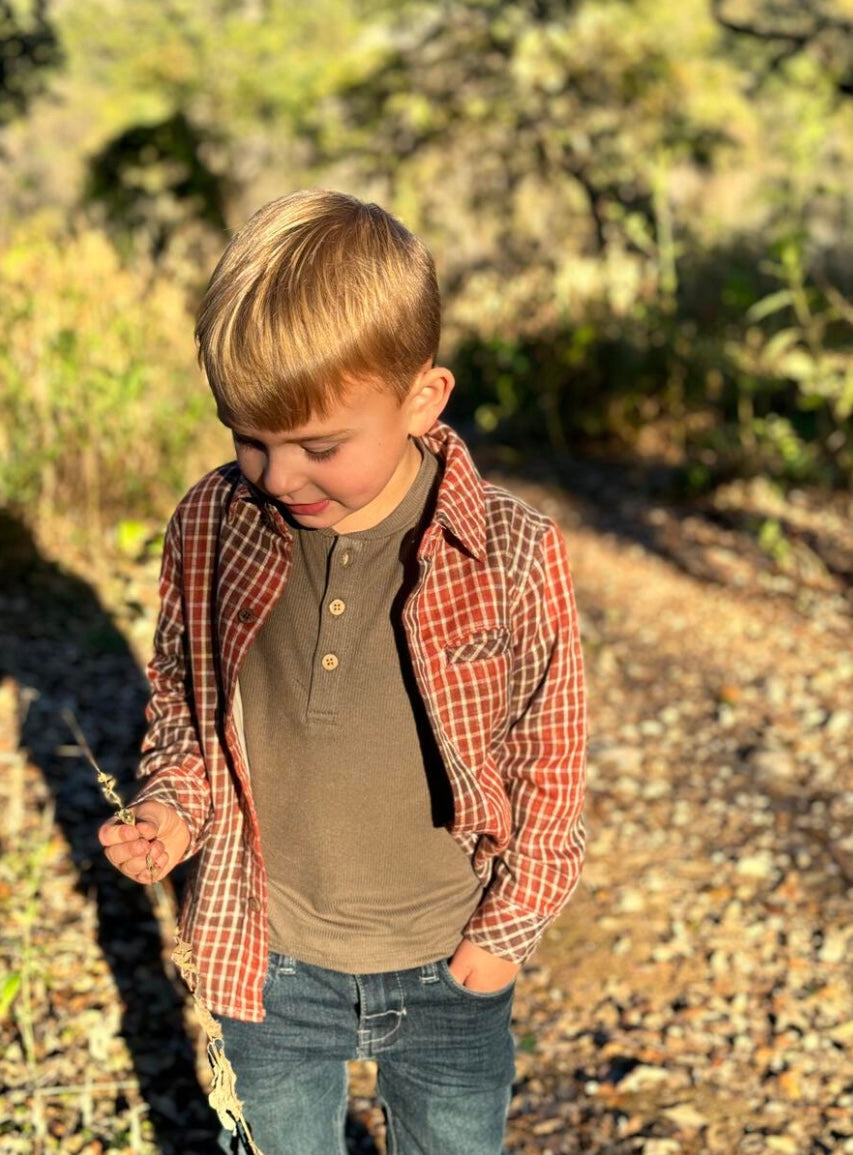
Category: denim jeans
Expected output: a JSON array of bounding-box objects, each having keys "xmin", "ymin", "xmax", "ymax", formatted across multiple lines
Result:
[{"xmin": 216, "ymin": 952, "xmax": 516, "ymax": 1155}]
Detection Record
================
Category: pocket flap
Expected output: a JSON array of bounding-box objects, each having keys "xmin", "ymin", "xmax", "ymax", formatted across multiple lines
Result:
[{"xmin": 445, "ymin": 629, "xmax": 510, "ymax": 664}]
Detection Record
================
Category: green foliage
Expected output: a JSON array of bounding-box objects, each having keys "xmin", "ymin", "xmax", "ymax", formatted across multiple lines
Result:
[
  {"xmin": 0, "ymin": 215, "xmax": 225, "ymax": 528},
  {"xmin": 311, "ymin": 0, "xmax": 853, "ymax": 484},
  {"xmin": 721, "ymin": 237, "xmax": 853, "ymax": 483},
  {"xmin": 85, "ymin": 111, "xmax": 228, "ymax": 255},
  {"xmin": 0, "ymin": 969, "xmax": 22, "ymax": 1020},
  {"xmin": 0, "ymin": 0, "xmax": 61, "ymax": 126},
  {"xmin": 1, "ymin": 0, "xmax": 852, "ymax": 541}
]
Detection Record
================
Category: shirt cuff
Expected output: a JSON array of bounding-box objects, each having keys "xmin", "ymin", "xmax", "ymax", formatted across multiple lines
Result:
[
  {"xmin": 463, "ymin": 893, "xmax": 554, "ymax": 964},
  {"xmin": 131, "ymin": 763, "xmax": 211, "ymax": 859}
]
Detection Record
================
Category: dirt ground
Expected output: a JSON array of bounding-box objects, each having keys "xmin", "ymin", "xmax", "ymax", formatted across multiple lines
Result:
[{"xmin": 1, "ymin": 459, "xmax": 851, "ymax": 1154}]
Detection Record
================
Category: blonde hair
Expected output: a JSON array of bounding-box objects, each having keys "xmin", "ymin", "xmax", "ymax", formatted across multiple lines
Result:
[{"xmin": 195, "ymin": 189, "xmax": 441, "ymax": 430}]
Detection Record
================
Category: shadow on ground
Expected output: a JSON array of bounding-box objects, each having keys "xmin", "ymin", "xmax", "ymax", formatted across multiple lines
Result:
[
  {"xmin": 0, "ymin": 511, "xmax": 383, "ymax": 1153},
  {"xmin": 0, "ymin": 511, "xmax": 220, "ymax": 1153}
]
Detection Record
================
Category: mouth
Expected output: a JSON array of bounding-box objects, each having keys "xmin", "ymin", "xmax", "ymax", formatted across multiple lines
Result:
[{"xmin": 284, "ymin": 499, "xmax": 331, "ymax": 517}]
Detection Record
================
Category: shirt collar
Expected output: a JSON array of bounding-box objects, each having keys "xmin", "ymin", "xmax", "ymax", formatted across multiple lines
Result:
[{"xmin": 423, "ymin": 422, "xmax": 487, "ymax": 562}]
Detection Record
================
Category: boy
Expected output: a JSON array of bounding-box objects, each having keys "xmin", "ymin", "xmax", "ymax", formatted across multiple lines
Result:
[{"xmin": 99, "ymin": 190, "xmax": 586, "ymax": 1155}]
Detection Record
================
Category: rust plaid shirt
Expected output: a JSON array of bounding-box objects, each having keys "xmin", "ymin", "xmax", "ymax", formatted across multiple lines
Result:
[{"xmin": 133, "ymin": 423, "xmax": 586, "ymax": 1020}]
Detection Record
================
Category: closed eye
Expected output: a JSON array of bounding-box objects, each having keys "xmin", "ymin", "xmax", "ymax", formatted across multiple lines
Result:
[{"xmin": 304, "ymin": 445, "xmax": 339, "ymax": 461}]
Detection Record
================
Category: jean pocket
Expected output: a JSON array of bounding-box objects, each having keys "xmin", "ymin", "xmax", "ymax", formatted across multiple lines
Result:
[{"xmin": 438, "ymin": 960, "xmax": 516, "ymax": 1001}]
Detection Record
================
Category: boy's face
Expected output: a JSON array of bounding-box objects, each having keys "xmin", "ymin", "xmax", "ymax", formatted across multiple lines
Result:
[{"xmin": 227, "ymin": 368, "xmax": 453, "ymax": 534}]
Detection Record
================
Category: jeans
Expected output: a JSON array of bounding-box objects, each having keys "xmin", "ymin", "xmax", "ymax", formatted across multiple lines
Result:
[{"xmin": 216, "ymin": 952, "xmax": 516, "ymax": 1155}]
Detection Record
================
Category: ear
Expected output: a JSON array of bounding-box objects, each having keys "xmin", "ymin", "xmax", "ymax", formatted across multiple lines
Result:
[{"xmin": 405, "ymin": 362, "xmax": 455, "ymax": 437}]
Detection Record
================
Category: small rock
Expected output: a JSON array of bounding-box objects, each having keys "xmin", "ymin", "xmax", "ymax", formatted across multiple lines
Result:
[
  {"xmin": 819, "ymin": 929, "xmax": 848, "ymax": 963},
  {"xmin": 593, "ymin": 742, "xmax": 644, "ymax": 772},
  {"xmin": 736, "ymin": 851, "xmax": 778, "ymax": 879},
  {"xmin": 766, "ymin": 1138, "xmax": 799, "ymax": 1154},
  {"xmin": 618, "ymin": 1065, "xmax": 672, "ymax": 1092},
  {"xmin": 617, "ymin": 888, "xmax": 646, "ymax": 913},
  {"xmin": 532, "ymin": 1118, "xmax": 566, "ymax": 1136},
  {"xmin": 801, "ymin": 706, "xmax": 829, "ymax": 730},
  {"xmin": 826, "ymin": 709, "xmax": 853, "ymax": 735},
  {"xmin": 640, "ymin": 719, "xmax": 665, "ymax": 737},
  {"xmin": 614, "ymin": 774, "xmax": 641, "ymax": 797},
  {"xmin": 829, "ymin": 1021, "xmax": 853, "ymax": 1044},
  {"xmin": 765, "ymin": 677, "xmax": 788, "ymax": 706},
  {"xmin": 751, "ymin": 748, "xmax": 797, "ymax": 780},
  {"xmin": 662, "ymin": 1103, "xmax": 707, "ymax": 1130}
]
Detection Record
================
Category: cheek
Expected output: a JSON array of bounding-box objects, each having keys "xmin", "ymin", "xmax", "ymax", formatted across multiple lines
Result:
[
  {"xmin": 324, "ymin": 457, "xmax": 377, "ymax": 494},
  {"xmin": 348, "ymin": 461, "xmax": 388, "ymax": 498},
  {"xmin": 235, "ymin": 448, "xmax": 262, "ymax": 482}
]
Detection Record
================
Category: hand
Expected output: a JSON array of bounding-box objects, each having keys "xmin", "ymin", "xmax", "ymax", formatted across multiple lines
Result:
[
  {"xmin": 98, "ymin": 800, "xmax": 190, "ymax": 884},
  {"xmin": 448, "ymin": 938, "xmax": 520, "ymax": 993}
]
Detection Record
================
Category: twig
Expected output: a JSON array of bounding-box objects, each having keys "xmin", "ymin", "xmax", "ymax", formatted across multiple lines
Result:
[
  {"xmin": 62, "ymin": 708, "xmax": 136, "ymax": 826},
  {"xmin": 61, "ymin": 708, "xmax": 160, "ymax": 881},
  {"xmin": 171, "ymin": 938, "xmax": 264, "ymax": 1153},
  {"xmin": 62, "ymin": 708, "xmax": 264, "ymax": 1153}
]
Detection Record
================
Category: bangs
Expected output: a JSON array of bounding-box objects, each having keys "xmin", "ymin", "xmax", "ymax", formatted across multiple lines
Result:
[{"xmin": 195, "ymin": 190, "xmax": 441, "ymax": 431}]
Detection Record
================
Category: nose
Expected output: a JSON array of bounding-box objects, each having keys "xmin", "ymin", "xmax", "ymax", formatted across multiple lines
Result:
[{"xmin": 261, "ymin": 449, "xmax": 305, "ymax": 499}]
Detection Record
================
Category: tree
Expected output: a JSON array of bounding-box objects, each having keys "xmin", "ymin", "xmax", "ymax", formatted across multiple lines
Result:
[
  {"xmin": 712, "ymin": 0, "xmax": 853, "ymax": 96},
  {"xmin": 0, "ymin": 0, "xmax": 61, "ymax": 127}
]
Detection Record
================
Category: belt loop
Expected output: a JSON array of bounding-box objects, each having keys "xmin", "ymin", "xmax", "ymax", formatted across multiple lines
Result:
[
  {"xmin": 419, "ymin": 961, "xmax": 441, "ymax": 984},
  {"xmin": 270, "ymin": 951, "xmax": 297, "ymax": 976}
]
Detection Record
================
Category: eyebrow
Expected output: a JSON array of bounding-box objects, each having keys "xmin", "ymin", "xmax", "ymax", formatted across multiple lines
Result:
[
  {"xmin": 231, "ymin": 427, "xmax": 354, "ymax": 446},
  {"xmin": 295, "ymin": 430, "xmax": 353, "ymax": 445}
]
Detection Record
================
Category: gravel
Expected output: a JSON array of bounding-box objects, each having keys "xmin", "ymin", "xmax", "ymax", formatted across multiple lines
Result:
[{"xmin": 1, "ymin": 468, "xmax": 851, "ymax": 1154}]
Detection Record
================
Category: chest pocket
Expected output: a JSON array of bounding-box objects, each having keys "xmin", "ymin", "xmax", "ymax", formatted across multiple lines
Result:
[{"xmin": 439, "ymin": 628, "xmax": 512, "ymax": 751}]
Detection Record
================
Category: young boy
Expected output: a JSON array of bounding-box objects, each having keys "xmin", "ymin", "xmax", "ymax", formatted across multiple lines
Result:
[{"xmin": 99, "ymin": 189, "xmax": 586, "ymax": 1155}]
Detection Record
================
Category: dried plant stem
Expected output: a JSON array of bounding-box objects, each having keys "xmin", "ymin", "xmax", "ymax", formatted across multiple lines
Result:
[
  {"xmin": 62, "ymin": 709, "xmax": 136, "ymax": 825},
  {"xmin": 62, "ymin": 708, "xmax": 155, "ymax": 881},
  {"xmin": 64, "ymin": 708, "xmax": 263, "ymax": 1152},
  {"xmin": 172, "ymin": 939, "xmax": 264, "ymax": 1153}
]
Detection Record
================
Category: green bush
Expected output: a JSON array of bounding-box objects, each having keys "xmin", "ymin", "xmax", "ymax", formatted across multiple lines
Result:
[{"xmin": 0, "ymin": 215, "xmax": 226, "ymax": 532}]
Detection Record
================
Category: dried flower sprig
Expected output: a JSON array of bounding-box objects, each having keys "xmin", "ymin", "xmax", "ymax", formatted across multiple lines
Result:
[
  {"xmin": 62, "ymin": 709, "xmax": 137, "ymax": 827},
  {"xmin": 63, "ymin": 708, "xmax": 263, "ymax": 1152},
  {"xmin": 171, "ymin": 939, "xmax": 263, "ymax": 1152}
]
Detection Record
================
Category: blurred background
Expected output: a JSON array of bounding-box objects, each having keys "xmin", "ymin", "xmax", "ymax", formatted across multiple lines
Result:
[
  {"xmin": 2, "ymin": 5, "xmax": 853, "ymax": 1153},
  {"xmin": 1, "ymin": 0, "xmax": 852, "ymax": 545}
]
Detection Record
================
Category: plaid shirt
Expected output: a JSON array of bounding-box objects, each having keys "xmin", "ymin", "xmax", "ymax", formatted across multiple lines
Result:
[{"xmin": 134, "ymin": 423, "xmax": 586, "ymax": 1020}]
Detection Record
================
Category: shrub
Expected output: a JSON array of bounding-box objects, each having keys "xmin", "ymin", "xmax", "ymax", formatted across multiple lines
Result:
[{"xmin": 0, "ymin": 215, "xmax": 226, "ymax": 533}]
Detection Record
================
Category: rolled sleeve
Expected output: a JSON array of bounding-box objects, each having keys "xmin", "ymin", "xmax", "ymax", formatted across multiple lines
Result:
[
  {"xmin": 465, "ymin": 523, "xmax": 587, "ymax": 962},
  {"xmin": 132, "ymin": 513, "xmax": 213, "ymax": 856}
]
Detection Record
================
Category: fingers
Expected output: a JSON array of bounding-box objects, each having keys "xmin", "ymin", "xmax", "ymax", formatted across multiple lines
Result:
[
  {"xmin": 98, "ymin": 817, "xmax": 158, "ymax": 847},
  {"xmin": 98, "ymin": 802, "xmax": 189, "ymax": 884},
  {"xmin": 98, "ymin": 819, "xmax": 166, "ymax": 883},
  {"xmin": 447, "ymin": 959, "xmax": 472, "ymax": 985},
  {"xmin": 105, "ymin": 840, "xmax": 167, "ymax": 883},
  {"xmin": 448, "ymin": 939, "xmax": 520, "ymax": 992}
]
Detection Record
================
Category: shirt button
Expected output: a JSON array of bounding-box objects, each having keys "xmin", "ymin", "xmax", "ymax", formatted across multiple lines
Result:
[
  {"xmin": 237, "ymin": 608, "xmax": 255, "ymax": 623},
  {"xmin": 247, "ymin": 897, "xmax": 261, "ymax": 914},
  {"xmin": 321, "ymin": 653, "xmax": 339, "ymax": 671},
  {"xmin": 329, "ymin": 598, "xmax": 346, "ymax": 616}
]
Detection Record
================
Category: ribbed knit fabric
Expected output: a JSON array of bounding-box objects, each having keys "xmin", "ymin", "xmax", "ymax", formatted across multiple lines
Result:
[{"xmin": 239, "ymin": 447, "xmax": 482, "ymax": 972}]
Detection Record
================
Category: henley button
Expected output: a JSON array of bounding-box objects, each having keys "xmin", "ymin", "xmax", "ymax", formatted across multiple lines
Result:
[
  {"xmin": 321, "ymin": 653, "xmax": 339, "ymax": 671},
  {"xmin": 329, "ymin": 598, "xmax": 346, "ymax": 616},
  {"xmin": 340, "ymin": 550, "xmax": 352, "ymax": 567}
]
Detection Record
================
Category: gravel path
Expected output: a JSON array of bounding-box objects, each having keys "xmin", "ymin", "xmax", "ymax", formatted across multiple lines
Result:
[{"xmin": 1, "ymin": 467, "xmax": 851, "ymax": 1155}]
